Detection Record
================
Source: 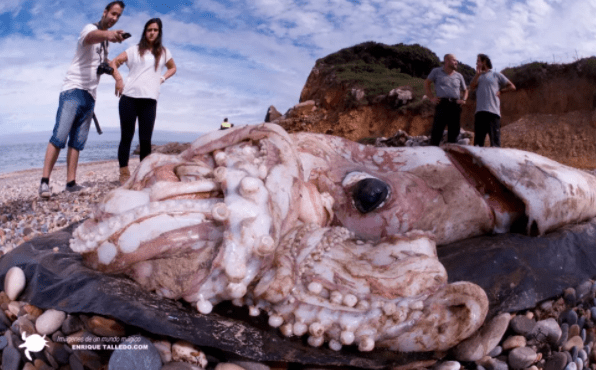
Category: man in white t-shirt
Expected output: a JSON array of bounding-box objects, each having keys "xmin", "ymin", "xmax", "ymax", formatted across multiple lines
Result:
[{"xmin": 39, "ymin": 1, "xmax": 127, "ymax": 199}]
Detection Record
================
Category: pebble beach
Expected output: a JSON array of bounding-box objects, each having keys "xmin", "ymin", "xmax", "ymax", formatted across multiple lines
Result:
[
  {"xmin": 0, "ymin": 160, "xmax": 131, "ymax": 254},
  {"xmin": 1, "ymin": 160, "xmax": 596, "ymax": 370}
]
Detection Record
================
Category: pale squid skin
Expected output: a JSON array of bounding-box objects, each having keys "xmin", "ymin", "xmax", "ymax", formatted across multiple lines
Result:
[{"xmin": 70, "ymin": 123, "xmax": 596, "ymax": 353}]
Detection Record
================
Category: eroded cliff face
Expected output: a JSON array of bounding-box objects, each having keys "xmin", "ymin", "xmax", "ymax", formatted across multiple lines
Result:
[
  {"xmin": 273, "ymin": 60, "xmax": 596, "ymax": 169},
  {"xmin": 278, "ymin": 65, "xmax": 435, "ymax": 141}
]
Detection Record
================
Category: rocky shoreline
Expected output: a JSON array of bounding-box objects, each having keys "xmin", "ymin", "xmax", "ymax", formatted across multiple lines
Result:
[
  {"xmin": 0, "ymin": 160, "xmax": 132, "ymax": 254},
  {"xmin": 1, "ymin": 161, "xmax": 596, "ymax": 370}
]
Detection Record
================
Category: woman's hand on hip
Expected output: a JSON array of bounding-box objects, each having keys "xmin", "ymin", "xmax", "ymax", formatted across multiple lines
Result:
[{"xmin": 115, "ymin": 80, "xmax": 124, "ymax": 97}]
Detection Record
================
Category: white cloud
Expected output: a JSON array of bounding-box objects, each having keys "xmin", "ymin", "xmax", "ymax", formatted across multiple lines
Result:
[
  {"xmin": 0, "ymin": 0, "xmax": 25, "ymax": 14},
  {"xmin": 1, "ymin": 0, "xmax": 596, "ymax": 135}
]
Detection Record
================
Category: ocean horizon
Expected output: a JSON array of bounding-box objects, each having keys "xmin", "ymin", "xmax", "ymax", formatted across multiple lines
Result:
[{"xmin": 0, "ymin": 128, "xmax": 204, "ymax": 175}]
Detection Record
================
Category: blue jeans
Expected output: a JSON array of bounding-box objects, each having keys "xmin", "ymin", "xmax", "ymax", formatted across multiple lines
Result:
[{"xmin": 49, "ymin": 89, "xmax": 95, "ymax": 151}]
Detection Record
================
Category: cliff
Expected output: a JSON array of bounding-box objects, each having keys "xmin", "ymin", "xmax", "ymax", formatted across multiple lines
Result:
[{"xmin": 270, "ymin": 42, "xmax": 596, "ymax": 169}]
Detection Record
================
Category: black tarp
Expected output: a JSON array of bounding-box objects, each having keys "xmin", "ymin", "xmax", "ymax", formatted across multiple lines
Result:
[
  {"xmin": 2, "ymin": 219, "xmax": 596, "ymax": 367},
  {"xmin": 0, "ymin": 223, "xmax": 433, "ymax": 369}
]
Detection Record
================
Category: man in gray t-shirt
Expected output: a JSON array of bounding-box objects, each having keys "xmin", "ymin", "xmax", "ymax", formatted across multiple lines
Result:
[
  {"xmin": 424, "ymin": 54, "xmax": 468, "ymax": 146},
  {"xmin": 470, "ymin": 54, "xmax": 516, "ymax": 147}
]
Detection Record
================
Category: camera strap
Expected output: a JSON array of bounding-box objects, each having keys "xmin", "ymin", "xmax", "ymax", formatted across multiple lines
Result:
[
  {"xmin": 93, "ymin": 22, "xmax": 109, "ymax": 63},
  {"xmin": 100, "ymin": 41, "xmax": 108, "ymax": 63}
]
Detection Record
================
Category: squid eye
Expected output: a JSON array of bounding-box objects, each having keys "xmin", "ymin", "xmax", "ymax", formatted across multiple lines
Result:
[{"xmin": 352, "ymin": 178, "xmax": 390, "ymax": 213}]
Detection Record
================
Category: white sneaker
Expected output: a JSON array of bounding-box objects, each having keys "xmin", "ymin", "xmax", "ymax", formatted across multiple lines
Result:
[{"xmin": 39, "ymin": 183, "xmax": 51, "ymax": 198}]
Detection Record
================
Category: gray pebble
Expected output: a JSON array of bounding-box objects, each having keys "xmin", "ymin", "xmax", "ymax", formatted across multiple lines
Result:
[
  {"xmin": 51, "ymin": 330, "xmax": 65, "ymax": 343},
  {"xmin": 579, "ymin": 348, "xmax": 588, "ymax": 362},
  {"xmin": 0, "ymin": 309, "xmax": 12, "ymax": 328},
  {"xmin": 11, "ymin": 316, "xmax": 36, "ymax": 337},
  {"xmin": 2, "ymin": 346, "xmax": 22, "ymax": 370},
  {"xmin": 484, "ymin": 358, "xmax": 508, "ymax": 370},
  {"xmin": 108, "ymin": 336, "xmax": 162, "ymax": 370},
  {"xmin": 0, "ymin": 335, "xmax": 7, "ymax": 350},
  {"xmin": 564, "ymin": 362, "xmax": 577, "ymax": 370},
  {"xmin": 488, "ymin": 345, "xmax": 503, "ymax": 357},
  {"xmin": 69, "ymin": 353, "xmax": 84, "ymax": 370},
  {"xmin": 44, "ymin": 350, "xmax": 60, "ymax": 369},
  {"xmin": 558, "ymin": 323, "xmax": 569, "ymax": 347},
  {"xmin": 510, "ymin": 315, "xmax": 536, "ymax": 336},
  {"xmin": 531, "ymin": 318, "xmax": 562, "ymax": 344},
  {"xmin": 575, "ymin": 358, "xmax": 583, "ymax": 370},
  {"xmin": 46, "ymin": 342, "xmax": 71, "ymax": 365},
  {"xmin": 560, "ymin": 309, "xmax": 578, "ymax": 326},
  {"xmin": 571, "ymin": 345, "xmax": 578, "ymax": 361},
  {"xmin": 508, "ymin": 346, "xmax": 537, "ymax": 369},
  {"xmin": 578, "ymin": 316, "xmax": 586, "ymax": 330}
]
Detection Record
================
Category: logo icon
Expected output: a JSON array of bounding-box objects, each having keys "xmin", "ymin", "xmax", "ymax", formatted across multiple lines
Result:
[{"xmin": 19, "ymin": 332, "xmax": 49, "ymax": 361}]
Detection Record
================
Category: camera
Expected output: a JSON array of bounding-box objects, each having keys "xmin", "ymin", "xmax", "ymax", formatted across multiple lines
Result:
[
  {"xmin": 97, "ymin": 62, "xmax": 114, "ymax": 76},
  {"xmin": 122, "ymin": 32, "xmax": 131, "ymax": 40}
]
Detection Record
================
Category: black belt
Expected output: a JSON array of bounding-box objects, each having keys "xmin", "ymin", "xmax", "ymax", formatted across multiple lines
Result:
[{"xmin": 439, "ymin": 98, "xmax": 459, "ymax": 103}]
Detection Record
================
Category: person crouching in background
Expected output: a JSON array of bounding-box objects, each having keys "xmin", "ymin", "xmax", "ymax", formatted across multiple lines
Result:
[
  {"xmin": 110, "ymin": 18, "xmax": 176, "ymax": 184},
  {"xmin": 220, "ymin": 118, "xmax": 234, "ymax": 130}
]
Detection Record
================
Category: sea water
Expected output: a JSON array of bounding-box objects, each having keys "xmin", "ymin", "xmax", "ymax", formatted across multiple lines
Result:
[{"xmin": 0, "ymin": 129, "xmax": 203, "ymax": 175}]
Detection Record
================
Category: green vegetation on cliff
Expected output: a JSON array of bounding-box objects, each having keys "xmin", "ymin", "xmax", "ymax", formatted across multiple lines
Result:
[
  {"xmin": 318, "ymin": 41, "xmax": 475, "ymax": 107},
  {"xmin": 502, "ymin": 57, "xmax": 596, "ymax": 89}
]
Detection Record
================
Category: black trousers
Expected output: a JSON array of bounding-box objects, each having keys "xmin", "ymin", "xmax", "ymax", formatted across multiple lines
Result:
[
  {"xmin": 118, "ymin": 95, "xmax": 157, "ymax": 168},
  {"xmin": 430, "ymin": 100, "xmax": 461, "ymax": 146},
  {"xmin": 474, "ymin": 111, "xmax": 501, "ymax": 147}
]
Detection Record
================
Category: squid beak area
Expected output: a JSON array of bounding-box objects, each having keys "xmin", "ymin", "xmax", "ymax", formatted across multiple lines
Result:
[{"xmin": 445, "ymin": 146, "xmax": 531, "ymax": 235}]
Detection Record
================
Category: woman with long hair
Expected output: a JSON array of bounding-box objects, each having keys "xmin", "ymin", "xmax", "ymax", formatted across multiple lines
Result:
[{"xmin": 110, "ymin": 18, "xmax": 176, "ymax": 184}]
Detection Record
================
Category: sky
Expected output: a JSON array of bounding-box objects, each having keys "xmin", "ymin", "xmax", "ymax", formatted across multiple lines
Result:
[{"xmin": 1, "ymin": 0, "xmax": 596, "ymax": 137}]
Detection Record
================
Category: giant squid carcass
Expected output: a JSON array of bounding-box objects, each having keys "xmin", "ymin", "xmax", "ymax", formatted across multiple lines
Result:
[{"xmin": 69, "ymin": 123, "xmax": 596, "ymax": 353}]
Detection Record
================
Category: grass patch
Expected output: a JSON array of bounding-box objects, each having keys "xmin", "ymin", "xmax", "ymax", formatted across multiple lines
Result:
[
  {"xmin": 333, "ymin": 60, "xmax": 426, "ymax": 103},
  {"xmin": 501, "ymin": 57, "xmax": 596, "ymax": 89},
  {"xmin": 317, "ymin": 41, "xmax": 475, "ymax": 110}
]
